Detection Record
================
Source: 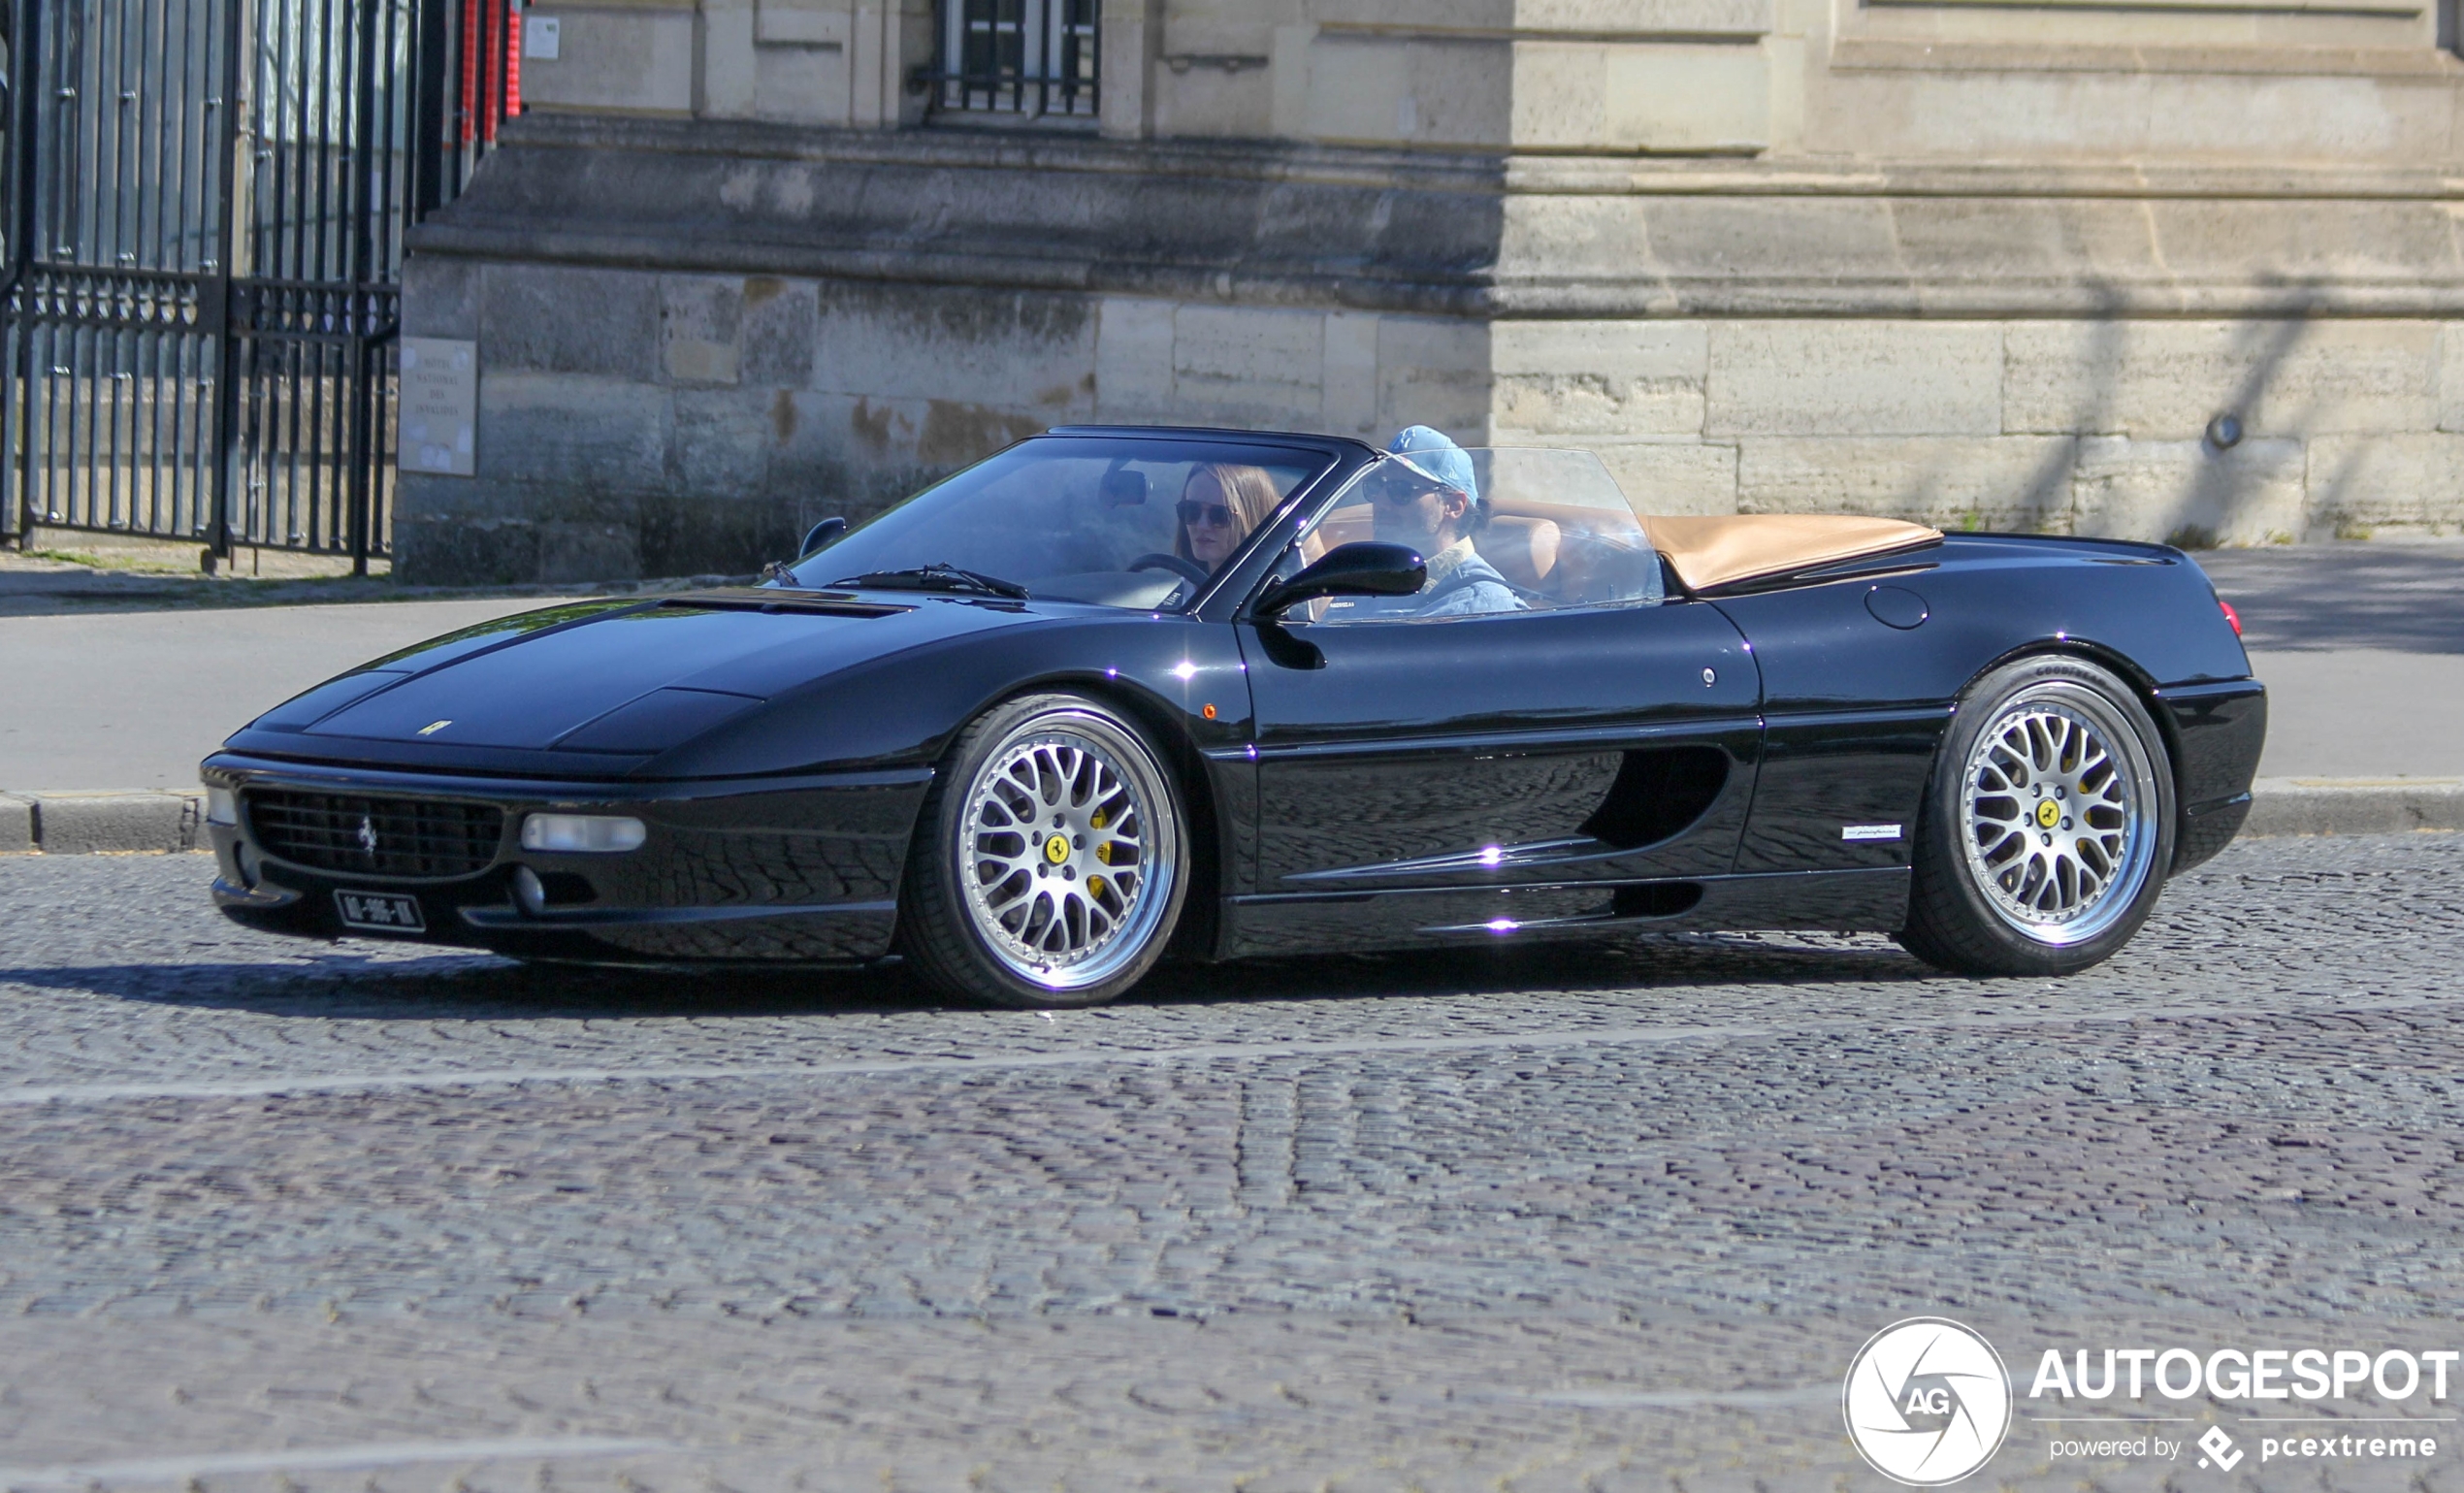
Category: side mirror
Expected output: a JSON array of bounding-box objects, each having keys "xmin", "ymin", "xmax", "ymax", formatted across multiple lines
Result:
[
  {"xmin": 1251, "ymin": 541, "xmax": 1426, "ymax": 618},
  {"xmin": 762, "ymin": 516, "xmax": 851, "ymax": 586},
  {"xmin": 800, "ymin": 516, "xmax": 848, "ymax": 556}
]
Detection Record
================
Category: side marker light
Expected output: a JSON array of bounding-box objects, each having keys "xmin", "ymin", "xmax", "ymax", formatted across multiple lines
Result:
[{"xmin": 2219, "ymin": 599, "xmax": 2242, "ymax": 636}]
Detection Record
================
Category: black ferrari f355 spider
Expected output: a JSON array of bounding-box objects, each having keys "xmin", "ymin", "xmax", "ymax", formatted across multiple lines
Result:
[{"xmin": 204, "ymin": 426, "xmax": 2266, "ymax": 1007}]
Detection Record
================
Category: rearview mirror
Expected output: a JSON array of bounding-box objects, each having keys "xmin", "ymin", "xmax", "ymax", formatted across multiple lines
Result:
[
  {"xmin": 1099, "ymin": 470, "xmax": 1149, "ymax": 507},
  {"xmin": 1252, "ymin": 541, "xmax": 1426, "ymax": 618}
]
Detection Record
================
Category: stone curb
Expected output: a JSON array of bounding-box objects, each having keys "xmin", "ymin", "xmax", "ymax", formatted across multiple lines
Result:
[
  {"xmin": 2240, "ymin": 777, "xmax": 2464, "ymax": 838},
  {"xmin": 0, "ymin": 791, "xmax": 204, "ymax": 855},
  {"xmin": 0, "ymin": 780, "xmax": 2452, "ymax": 856}
]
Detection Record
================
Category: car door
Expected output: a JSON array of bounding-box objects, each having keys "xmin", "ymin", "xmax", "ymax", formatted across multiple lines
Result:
[
  {"xmin": 1706, "ymin": 565, "xmax": 1959, "ymax": 875},
  {"xmin": 1222, "ymin": 450, "xmax": 1763, "ymax": 953}
]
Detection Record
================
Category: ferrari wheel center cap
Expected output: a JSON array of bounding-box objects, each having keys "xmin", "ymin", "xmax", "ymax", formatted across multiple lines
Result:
[
  {"xmin": 2035, "ymin": 798, "xmax": 2061, "ymax": 829},
  {"xmin": 1043, "ymin": 834, "xmax": 1071, "ymax": 864}
]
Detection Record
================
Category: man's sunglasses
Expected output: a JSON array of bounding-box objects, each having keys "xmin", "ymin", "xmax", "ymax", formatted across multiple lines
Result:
[{"xmin": 1177, "ymin": 501, "xmax": 1236, "ymax": 528}]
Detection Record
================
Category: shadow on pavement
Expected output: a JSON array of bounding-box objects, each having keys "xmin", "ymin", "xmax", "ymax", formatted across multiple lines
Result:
[
  {"xmin": 2196, "ymin": 541, "xmax": 2464, "ymax": 654},
  {"xmin": 0, "ymin": 933, "xmax": 1937, "ymax": 1021}
]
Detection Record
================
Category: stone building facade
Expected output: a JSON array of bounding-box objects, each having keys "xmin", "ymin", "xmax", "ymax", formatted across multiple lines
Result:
[{"xmin": 396, "ymin": 0, "xmax": 2464, "ymax": 582}]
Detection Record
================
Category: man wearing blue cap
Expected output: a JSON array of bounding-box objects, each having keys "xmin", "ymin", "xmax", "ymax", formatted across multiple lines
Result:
[{"xmin": 1334, "ymin": 425, "xmax": 1521, "ymax": 619}]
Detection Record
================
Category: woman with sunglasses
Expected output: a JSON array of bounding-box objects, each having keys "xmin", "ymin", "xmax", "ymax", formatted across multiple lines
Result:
[{"xmin": 1174, "ymin": 463, "xmax": 1282, "ymax": 572}]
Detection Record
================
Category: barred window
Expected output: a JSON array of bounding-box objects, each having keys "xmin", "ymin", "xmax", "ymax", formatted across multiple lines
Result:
[{"xmin": 931, "ymin": 0, "xmax": 1098, "ymax": 121}]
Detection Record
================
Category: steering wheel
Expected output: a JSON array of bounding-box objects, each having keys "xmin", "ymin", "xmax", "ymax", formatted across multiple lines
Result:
[{"xmin": 1129, "ymin": 553, "xmax": 1210, "ymax": 586}]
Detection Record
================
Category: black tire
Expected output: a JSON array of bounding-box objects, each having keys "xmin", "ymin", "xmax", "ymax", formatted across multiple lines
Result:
[
  {"xmin": 1897, "ymin": 656, "xmax": 2176, "ymax": 978},
  {"xmin": 898, "ymin": 692, "xmax": 1190, "ymax": 1008}
]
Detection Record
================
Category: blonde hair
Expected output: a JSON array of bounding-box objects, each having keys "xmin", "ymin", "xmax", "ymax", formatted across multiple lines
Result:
[{"xmin": 1175, "ymin": 464, "xmax": 1283, "ymax": 564}]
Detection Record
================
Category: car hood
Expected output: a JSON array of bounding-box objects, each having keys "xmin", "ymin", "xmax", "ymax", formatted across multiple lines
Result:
[{"xmin": 244, "ymin": 590, "xmax": 1051, "ymax": 755}]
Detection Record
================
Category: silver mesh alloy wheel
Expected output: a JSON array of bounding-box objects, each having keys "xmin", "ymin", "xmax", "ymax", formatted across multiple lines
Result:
[
  {"xmin": 1958, "ymin": 683, "xmax": 2160, "ymax": 947},
  {"xmin": 955, "ymin": 714, "xmax": 1180, "ymax": 991}
]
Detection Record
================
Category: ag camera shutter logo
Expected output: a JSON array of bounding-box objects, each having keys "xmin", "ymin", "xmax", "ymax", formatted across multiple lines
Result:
[{"xmin": 1843, "ymin": 1317, "xmax": 2014, "ymax": 1484}]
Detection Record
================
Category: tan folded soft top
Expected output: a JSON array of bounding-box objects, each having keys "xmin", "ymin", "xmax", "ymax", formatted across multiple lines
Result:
[{"xmin": 1648, "ymin": 514, "xmax": 1944, "ymax": 593}]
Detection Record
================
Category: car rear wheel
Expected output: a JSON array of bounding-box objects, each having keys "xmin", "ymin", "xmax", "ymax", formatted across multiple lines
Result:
[
  {"xmin": 899, "ymin": 693, "xmax": 1189, "ymax": 1008},
  {"xmin": 1897, "ymin": 656, "xmax": 2176, "ymax": 978}
]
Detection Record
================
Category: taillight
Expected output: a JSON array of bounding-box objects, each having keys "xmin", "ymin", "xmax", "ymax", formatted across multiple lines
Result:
[{"xmin": 2218, "ymin": 599, "xmax": 2242, "ymax": 636}]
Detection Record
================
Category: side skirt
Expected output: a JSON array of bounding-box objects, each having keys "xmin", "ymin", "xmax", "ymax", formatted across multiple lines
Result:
[{"xmin": 1217, "ymin": 867, "xmax": 1911, "ymax": 958}]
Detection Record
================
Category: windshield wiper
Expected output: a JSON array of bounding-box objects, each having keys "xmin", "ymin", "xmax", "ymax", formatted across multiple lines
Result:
[{"xmin": 827, "ymin": 563, "xmax": 1030, "ymax": 600}]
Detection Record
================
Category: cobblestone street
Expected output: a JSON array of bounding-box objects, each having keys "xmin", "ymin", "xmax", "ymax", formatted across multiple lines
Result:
[{"xmin": 3, "ymin": 835, "xmax": 2461, "ymax": 1489}]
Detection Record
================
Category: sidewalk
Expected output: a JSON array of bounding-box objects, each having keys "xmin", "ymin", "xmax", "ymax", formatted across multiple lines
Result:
[{"xmin": 0, "ymin": 541, "xmax": 2456, "ymax": 851}]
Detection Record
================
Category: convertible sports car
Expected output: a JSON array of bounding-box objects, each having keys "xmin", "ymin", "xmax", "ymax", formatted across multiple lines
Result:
[{"xmin": 202, "ymin": 425, "xmax": 2266, "ymax": 1008}]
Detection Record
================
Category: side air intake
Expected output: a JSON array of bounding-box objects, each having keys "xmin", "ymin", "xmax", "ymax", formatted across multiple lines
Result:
[{"xmin": 1579, "ymin": 746, "xmax": 1730, "ymax": 850}]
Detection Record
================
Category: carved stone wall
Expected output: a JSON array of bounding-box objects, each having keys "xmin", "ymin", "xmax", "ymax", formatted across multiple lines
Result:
[{"xmin": 398, "ymin": 0, "xmax": 2464, "ymax": 582}]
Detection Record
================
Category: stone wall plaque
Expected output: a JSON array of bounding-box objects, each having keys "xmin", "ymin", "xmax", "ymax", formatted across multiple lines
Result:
[{"xmin": 399, "ymin": 338, "xmax": 477, "ymax": 476}]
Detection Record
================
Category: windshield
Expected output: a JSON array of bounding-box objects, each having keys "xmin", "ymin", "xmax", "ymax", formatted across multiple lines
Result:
[
  {"xmin": 783, "ymin": 436, "xmax": 1334, "ymax": 609},
  {"xmin": 1281, "ymin": 446, "xmax": 1664, "ymax": 618}
]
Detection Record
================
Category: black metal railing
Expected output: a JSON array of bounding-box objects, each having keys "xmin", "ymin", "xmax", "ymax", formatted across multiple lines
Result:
[
  {"xmin": 0, "ymin": 0, "xmax": 518, "ymax": 571},
  {"xmin": 923, "ymin": 0, "xmax": 1097, "ymax": 121}
]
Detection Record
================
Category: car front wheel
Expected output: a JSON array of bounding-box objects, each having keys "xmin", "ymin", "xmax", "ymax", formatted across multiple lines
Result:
[
  {"xmin": 899, "ymin": 693, "xmax": 1189, "ymax": 1008},
  {"xmin": 1897, "ymin": 656, "xmax": 2176, "ymax": 978}
]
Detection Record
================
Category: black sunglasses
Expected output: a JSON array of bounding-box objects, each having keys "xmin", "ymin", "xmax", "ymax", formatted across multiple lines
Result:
[{"xmin": 1177, "ymin": 501, "xmax": 1236, "ymax": 528}]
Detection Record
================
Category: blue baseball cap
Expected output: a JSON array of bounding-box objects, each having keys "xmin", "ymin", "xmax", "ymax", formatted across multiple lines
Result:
[{"xmin": 1386, "ymin": 425, "xmax": 1477, "ymax": 503}]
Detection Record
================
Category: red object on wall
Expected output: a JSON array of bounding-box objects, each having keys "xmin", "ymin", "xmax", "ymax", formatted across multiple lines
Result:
[
  {"xmin": 459, "ymin": 0, "xmax": 522, "ymax": 144},
  {"xmin": 506, "ymin": 10, "xmax": 523, "ymax": 122}
]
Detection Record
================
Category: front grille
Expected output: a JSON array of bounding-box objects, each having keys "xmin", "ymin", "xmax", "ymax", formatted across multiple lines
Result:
[{"xmin": 246, "ymin": 790, "xmax": 505, "ymax": 879}]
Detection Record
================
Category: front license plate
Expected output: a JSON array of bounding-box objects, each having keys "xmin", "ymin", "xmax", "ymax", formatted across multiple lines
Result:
[{"xmin": 334, "ymin": 889, "xmax": 427, "ymax": 934}]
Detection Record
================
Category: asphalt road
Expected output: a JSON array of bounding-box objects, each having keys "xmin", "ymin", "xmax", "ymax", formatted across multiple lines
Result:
[
  {"xmin": 2199, "ymin": 541, "xmax": 2464, "ymax": 779},
  {"xmin": 0, "ymin": 597, "xmax": 551, "ymax": 791},
  {"xmin": 3, "ymin": 834, "xmax": 2462, "ymax": 1489}
]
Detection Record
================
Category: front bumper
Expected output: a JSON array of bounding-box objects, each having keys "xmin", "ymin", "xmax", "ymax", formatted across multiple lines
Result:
[{"xmin": 202, "ymin": 753, "xmax": 930, "ymax": 963}]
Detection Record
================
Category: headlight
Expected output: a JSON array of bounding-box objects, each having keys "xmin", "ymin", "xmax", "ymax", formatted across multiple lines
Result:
[
  {"xmin": 206, "ymin": 787, "xmax": 238, "ymax": 826},
  {"xmin": 519, "ymin": 813, "xmax": 647, "ymax": 854}
]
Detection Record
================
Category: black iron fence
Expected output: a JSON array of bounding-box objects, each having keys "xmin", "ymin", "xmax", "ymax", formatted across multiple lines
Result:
[{"xmin": 0, "ymin": 0, "xmax": 516, "ymax": 571}]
